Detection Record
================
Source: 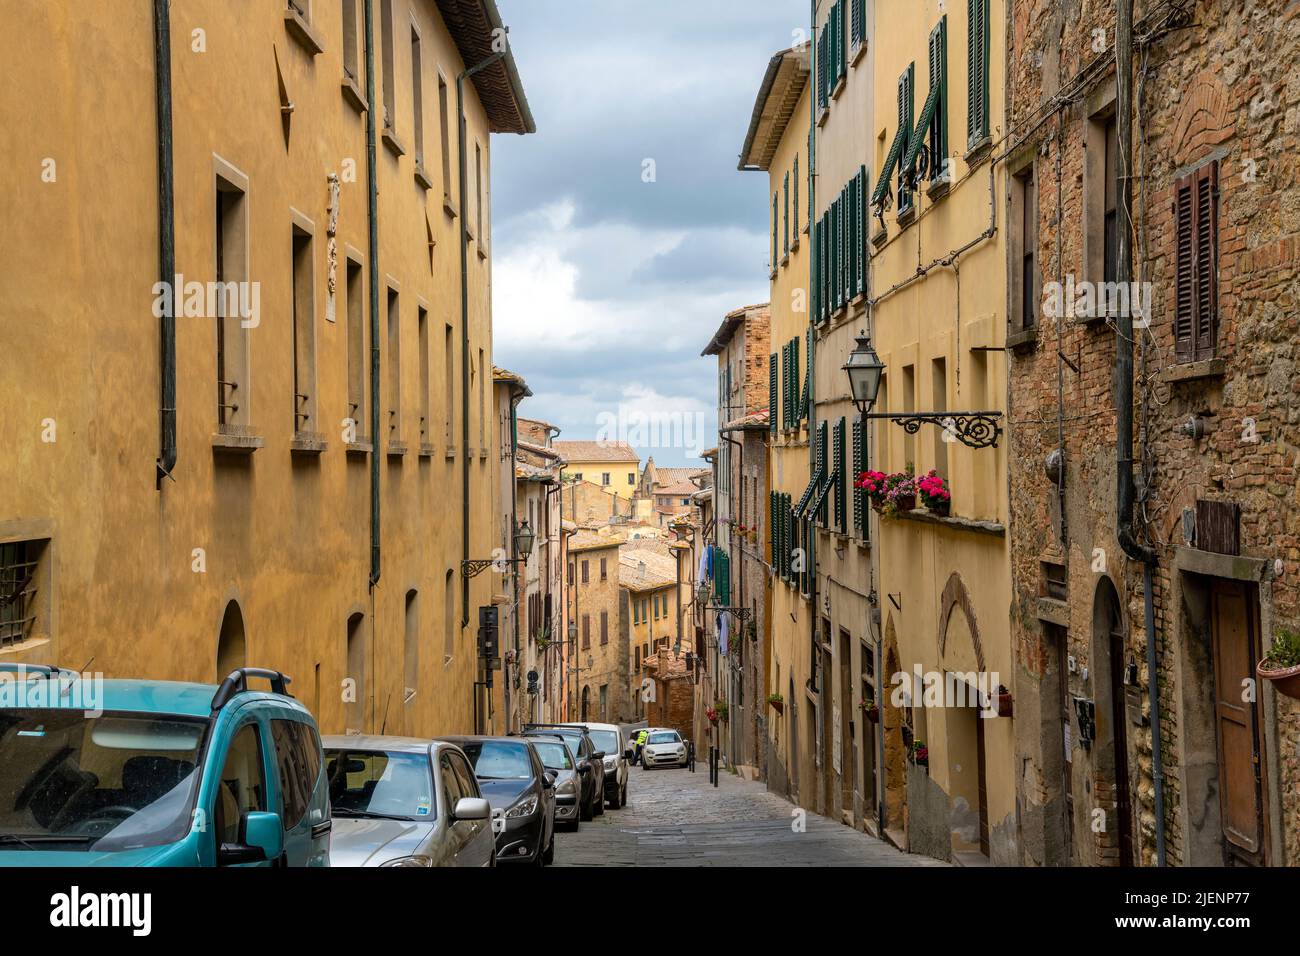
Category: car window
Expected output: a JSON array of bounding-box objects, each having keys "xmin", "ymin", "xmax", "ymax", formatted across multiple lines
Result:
[
  {"xmin": 215, "ymin": 722, "xmax": 267, "ymax": 846},
  {"xmin": 459, "ymin": 741, "xmax": 533, "ymax": 780},
  {"xmin": 270, "ymin": 719, "xmax": 319, "ymax": 831},
  {"xmin": 448, "ymin": 752, "xmax": 479, "ymax": 799},
  {"xmin": 325, "ymin": 750, "xmax": 435, "ymax": 819},
  {"xmin": 589, "ymin": 730, "xmax": 619, "ymax": 755},
  {"xmin": 439, "ymin": 755, "xmax": 464, "ymax": 808},
  {"xmin": 0, "ymin": 709, "xmax": 206, "ymax": 853},
  {"xmin": 532, "ymin": 741, "xmax": 573, "ymax": 770}
]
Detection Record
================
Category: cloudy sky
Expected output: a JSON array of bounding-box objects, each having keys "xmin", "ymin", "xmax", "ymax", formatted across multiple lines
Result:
[{"xmin": 492, "ymin": 0, "xmax": 802, "ymax": 467}]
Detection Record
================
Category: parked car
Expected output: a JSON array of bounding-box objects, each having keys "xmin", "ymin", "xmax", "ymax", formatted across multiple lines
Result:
[
  {"xmin": 559, "ymin": 722, "xmax": 630, "ymax": 809},
  {"xmin": 641, "ymin": 729, "xmax": 689, "ymax": 769},
  {"xmin": 631, "ymin": 726, "xmax": 668, "ymax": 765},
  {"xmin": 322, "ymin": 736, "xmax": 493, "ymax": 867},
  {"xmin": 526, "ymin": 737, "xmax": 582, "ymax": 831},
  {"xmin": 522, "ymin": 724, "xmax": 605, "ymax": 820},
  {"xmin": 0, "ymin": 665, "xmax": 331, "ymax": 867},
  {"xmin": 438, "ymin": 735, "xmax": 555, "ymax": 865}
]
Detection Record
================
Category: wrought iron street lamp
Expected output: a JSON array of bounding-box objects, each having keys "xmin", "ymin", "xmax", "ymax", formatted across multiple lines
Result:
[
  {"xmin": 843, "ymin": 331, "xmax": 1003, "ymax": 449},
  {"xmin": 461, "ymin": 520, "xmax": 535, "ymax": 578}
]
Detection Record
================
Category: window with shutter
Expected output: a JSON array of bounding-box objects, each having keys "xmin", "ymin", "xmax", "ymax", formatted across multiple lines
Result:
[
  {"xmin": 1174, "ymin": 161, "xmax": 1218, "ymax": 363},
  {"xmin": 816, "ymin": 421, "xmax": 829, "ymax": 526},
  {"xmin": 791, "ymin": 335, "xmax": 801, "ymax": 425},
  {"xmin": 897, "ymin": 64, "xmax": 915, "ymax": 215},
  {"xmin": 851, "ymin": 0, "xmax": 865, "ymax": 48},
  {"xmin": 852, "ymin": 416, "xmax": 868, "ymax": 539},
  {"xmin": 817, "ymin": 24, "xmax": 828, "ymax": 112},
  {"xmin": 803, "ymin": 326, "xmax": 813, "ymax": 421},
  {"xmin": 834, "ymin": 417, "xmax": 847, "ymax": 532},
  {"xmin": 772, "ymin": 193, "xmax": 779, "ymax": 271},
  {"xmin": 856, "ymin": 167, "xmax": 868, "ymax": 294},
  {"xmin": 793, "ymin": 155, "xmax": 801, "ymax": 238},
  {"xmin": 967, "ymin": 0, "xmax": 989, "ymax": 149},
  {"xmin": 769, "ymin": 357, "xmax": 778, "ymax": 435},
  {"xmin": 929, "ymin": 17, "xmax": 948, "ymax": 182},
  {"xmin": 783, "ymin": 172, "xmax": 790, "ymax": 257}
]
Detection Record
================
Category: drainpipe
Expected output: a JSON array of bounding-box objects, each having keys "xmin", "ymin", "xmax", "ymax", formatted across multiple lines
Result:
[
  {"xmin": 1115, "ymin": 0, "xmax": 1165, "ymax": 866},
  {"xmin": 364, "ymin": 0, "xmax": 381, "ymax": 587},
  {"xmin": 458, "ymin": 52, "xmax": 507, "ymax": 630},
  {"xmin": 153, "ymin": 0, "xmax": 177, "ymax": 488}
]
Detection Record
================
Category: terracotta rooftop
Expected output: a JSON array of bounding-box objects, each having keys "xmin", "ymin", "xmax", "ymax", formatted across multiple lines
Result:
[
  {"xmin": 738, "ymin": 45, "xmax": 810, "ymax": 171},
  {"xmin": 619, "ymin": 549, "xmax": 678, "ymax": 591},
  {"xmin": 434, "ymin": 0, "xmax": 535, "ymax": 135},
  {"xmin": 553, "ymin": 440, "xmax": 641, "ymax": 463}
]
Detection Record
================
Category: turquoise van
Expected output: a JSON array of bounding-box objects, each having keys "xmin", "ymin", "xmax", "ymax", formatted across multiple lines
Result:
[{"xmin": 0, "ymin": 665, "xmax": 330, "ymax": 866}]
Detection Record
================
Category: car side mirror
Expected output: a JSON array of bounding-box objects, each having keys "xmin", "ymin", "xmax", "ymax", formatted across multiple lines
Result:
[
  {"xmin": 591, "ymin": 751, "xmax": 605, "ymax": 761},
  {"xmin": 453, "ymin": 797, "xmax": 491, "ymax": 822},
  {"xmin": 219, "ymin": 810, "xmax": 283, "ymax": 865}
]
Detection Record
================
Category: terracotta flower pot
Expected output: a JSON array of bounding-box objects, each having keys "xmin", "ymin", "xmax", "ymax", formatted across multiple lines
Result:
[
  {"xmin": 768, "ymin": 698, "xmax": 784, "ymax": 715},
  {"xmin": 1257, "ymin": 659, "xmax": 1300, "ymax": 700},
  {"xmin": 926, "ymin": 498, "xmax": 950, "ymax": 517},
  {"xmin": 894, "ymin": 494, "xmax": 917, "ymax": 513}
]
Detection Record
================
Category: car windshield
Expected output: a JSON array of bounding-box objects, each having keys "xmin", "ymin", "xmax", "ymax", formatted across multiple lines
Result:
[
  {"xmin": 325, "ymin": 750, "xmax": 434, "ymax": 820},
  {"xmin": 533, "ymin": 732, "xmax": 582, "ymax": 755},
  {"xmin": 0, "ymin": 708, "xmax": 207, "ymax": 852},
  {"xmin": 588, "ymin": 730, "xmax": 619, "ymax": 755},
  {"xmin": 648, "ymin": 732, "xmax": 680, "ymax": 744},
  {"xmin": 460, "ymin": 741, "xmax": 533, "ymax": 780},
  {"xmin": 531, "ymin": 741, "xmax": 573, "ymax": 771}
]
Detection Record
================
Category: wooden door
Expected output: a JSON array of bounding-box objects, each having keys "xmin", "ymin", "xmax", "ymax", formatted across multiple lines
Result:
[
  {"xmin": 975, "ymin": 712, "xmax": 989, "ymax": 856},
  {"xmin": 1211, "ymin": 582, "xmax": 1265, "ymax": 864},
  {"xmin": 1108, "ymin": 627, "xmax": 1134, "ymax": 866}
]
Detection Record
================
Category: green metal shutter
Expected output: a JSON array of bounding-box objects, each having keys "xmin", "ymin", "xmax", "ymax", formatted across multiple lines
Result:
[
  {"xmin": 816, "ymin": 422, "xmax": 829, "ymax": 526},
  {"xmin": 790, "ymin": 335, "xmax": 800, "ymax": 426},
  {"xmin": 793, "ymin": 154, "xmax": 800, "ymax": 236},
  {"xmin": 857, "ymin": 166, "xmax": 868, "ymax": 294},
  {"xmin": 769, "ymin": 355, "xmax": 778, "ymax": 434},
  {"xmin": 783, "ymin": 171, "xmax": 790, "ymax": 256},
  {"xmin": 803, "ymin": 325, "xmax": 813, "ymax": 421},
  {"xmin": 967, "ymin": 0, "xmax": 989, "ymax": 148},
  {"xmin": 772, "ymin": 193, "xmax": 778, "ymax": 269},
  {"xmin": 852, "ymin": 417, "xmax": 865, "ymax": 537}
]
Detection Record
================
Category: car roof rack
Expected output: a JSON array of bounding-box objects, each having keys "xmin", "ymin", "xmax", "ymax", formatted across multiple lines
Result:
[
  {"xmin": 524, "ymin": 722, "xmax": 588, "ymax": 732},
  {"xmin": 211, "ymin": 667, "xmax": 293, "ymax": 713}
]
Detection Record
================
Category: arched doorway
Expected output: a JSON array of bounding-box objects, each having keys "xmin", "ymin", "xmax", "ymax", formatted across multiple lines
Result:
[
  {"xmin": 1092, "ymin": 576, "xmax": 1134, "ymax": 866},
  {"xmin": 216, "ymin": 600, "xmax": 246, "ymax": 679}
]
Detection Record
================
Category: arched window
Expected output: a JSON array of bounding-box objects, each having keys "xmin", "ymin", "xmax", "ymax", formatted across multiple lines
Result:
[{"xmin": 216, "ymin": 600, "xmax": 246, "ymax": 680}]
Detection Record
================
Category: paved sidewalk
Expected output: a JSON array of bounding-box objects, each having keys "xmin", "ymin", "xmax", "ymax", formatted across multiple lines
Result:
[{"xmin": 551, "ymin": 762, "xmax": 946, "ymax": 866}]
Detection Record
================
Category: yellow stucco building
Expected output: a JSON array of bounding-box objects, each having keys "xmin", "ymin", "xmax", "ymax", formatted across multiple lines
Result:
[
  {"xmin": 865, "ymin": 0, "xmax": 1014, "ymax": 863},
  {"xmin": 1, "ymin": 0, "xmax": 533, "ymax": 737},
  {"xmin": 554, "ymin": 441, "xmax": 641, "ymax": 499},
  {"xmin": 737, "ymin": 44, "xmax": 813, "ymax": 805}
]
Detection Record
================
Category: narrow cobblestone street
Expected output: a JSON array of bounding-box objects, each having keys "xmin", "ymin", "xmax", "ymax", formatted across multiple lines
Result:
[{"xmin": 553, "ymin": 764, "xmax": 946, "ymax": 867}]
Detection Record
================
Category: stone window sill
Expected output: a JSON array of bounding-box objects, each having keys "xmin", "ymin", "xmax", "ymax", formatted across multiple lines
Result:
[
  {"xmin": 889, "ymin": 509, "xmax": 1005, "ymax": 537},
  {"xmin": 414, "ymin": 163, "xmax": 434, "ymax": 192},
  {"xmin": 284, "ymin": 9, "xmax": 325, "ymax": 57},
  {"xmin": 418, "ymin": 442, "xmax": 436, "ymax": 458},
  {"xmin": 212, "ymin": 428, "xmax": 263, "ymax": 454},
  {"xmin": 1036, "ymin": 596, "xmax": 1069, "ymax": 627},
  {"xmin": 341, "ymin": 75, "xmax": 367, "ymax": 114},
  {"xmin": 387, "ymin": 441, "xmax": 408, "ymax": 458},
  {"xmin": 443, "ymin": 195, "xmax": 459, "ymax": 219},
  {"xmin": 382, "ymin": 125, "xmax": 406, "ymax": 159},
  {"xmin": 896, "ymin": 206, "xmax": 916, "ymax": 229},
  {"xmin": 1006, "ymin": 327, "xmax": 1038, "ymax": 351},
  {"xmin": 925, "ymin": 178, "xmax": 950, "ymax": 202},
  {"xmin": 965, "ymin": 136, "xmax": 993, "ymax": 168},
  {"xmin": 345, "ymin": 441, "xmax": 373, "ymax": 457},
  {"xmin": 290, "ymin": 431, "xmax": 327, "ymax": 455},
  {"xmin": 1161, "ymin": 357, "xmax": 1226, "ymax": 384}
]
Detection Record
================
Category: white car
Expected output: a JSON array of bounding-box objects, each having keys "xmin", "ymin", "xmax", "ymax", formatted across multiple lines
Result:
[{"xmin": 640, "ymin": 730, "xmax": 688, "ymax": 769}]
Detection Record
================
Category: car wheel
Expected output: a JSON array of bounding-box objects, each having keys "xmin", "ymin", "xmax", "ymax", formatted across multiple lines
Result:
[
  {"xmin": 580, "ymin": 796, "xmax": 593, "ymax": 822},
  {"xmin": 594, "ymin": 791, "xmax": 605, "ymax": 816},
  {"xmin": 608, "ymin": 782, "xmax": 622, "ymax": 810},
  {"xmin": 543, "ymin": 833, "xmax": 555, "ymax": 865},
  {"xmin": 621, "ymin": 781, "xmax": 628, "ymax": 806}
]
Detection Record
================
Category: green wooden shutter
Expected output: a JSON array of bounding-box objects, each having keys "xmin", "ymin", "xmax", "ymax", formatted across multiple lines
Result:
[
  {"xmin": 816, "ymin": 421, "xmax": 829, "ymax": 526},
  {"xmin": 769, "ymin": 492, "xmax": 778, "ymax": 564},
  {"xmin": 857, "ymin": 165, "xmax": 868, "ymax": 294},
  {"xmin": 791, "ymin": 335, "xmax": 800, "ymax": 425},
  {"xmin": 834, "ymin": 417, "xmax": 847, "ymax": 532},
  {"xmin": 793, "ymin": 154, "xmax": 800, "ymax": 237},
  {"xmin": 852, "ymin": 416, "xmax": 865, "ymax": 537},
  {"xmin": 769, "ymin": 355, "xmax": 778, "ymax": 434},
  {"xmin": 783, "ymin": 171, "xmax": 790, "ymax": 257},
  {"xmin": 803, "ymin": 325, "xmax": 813, "ymax": 421},
  {"xmin": 898, "ymin": 64, "xmax": 915, "ymax": 214},
  {"xmin": 772, "ymin": 193, "xmax": 779, "ymax": 269},
  {"xmin": 967, "ymin": 0, "xmax": 989, "ymax": 148},
  {"xmin": 929, "ymin": 17, "xmax": 948, "ymax": 181}
]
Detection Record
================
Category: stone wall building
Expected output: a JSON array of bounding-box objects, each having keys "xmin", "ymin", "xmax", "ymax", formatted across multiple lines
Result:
[
  {"xmin": 623, "ymin": 548, "xmax": 682, "ymax": 723},
  {"xmin": 1, "ymin": 0, "xmax": 532, "ymax": 738},
  {"xmin": 566, "ymin": 534, "xmax": 624, "ymax": 723},
  {"xmin": 554, "ymin": 440, "xmax": 641, "ymax": 499},
  {"xmin": 1006, "ymin": 0, "xmax": 1300, "ymax": 867}
]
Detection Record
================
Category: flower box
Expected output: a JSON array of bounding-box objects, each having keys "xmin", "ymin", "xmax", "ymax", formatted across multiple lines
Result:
[{"xmin": 1258, "ymin": 628, "xmax": 1300, "ymax": 700}]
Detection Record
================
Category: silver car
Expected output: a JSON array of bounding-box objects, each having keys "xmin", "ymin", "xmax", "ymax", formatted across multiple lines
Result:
[
  {"xmin": 322, "ymin": 736, "xmax": 494, "ymax": 867},
  {"xmin": 528, "ymin": 736, "xmax": 583, "ymax": 831}
]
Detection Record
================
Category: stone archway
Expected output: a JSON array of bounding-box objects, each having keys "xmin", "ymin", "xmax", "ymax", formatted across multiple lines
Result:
[{"xmin": 938, "ymin": 572, "xmax": 985, "ymax": 672}]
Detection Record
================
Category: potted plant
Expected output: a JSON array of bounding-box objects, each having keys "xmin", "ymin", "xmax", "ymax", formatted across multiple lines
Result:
[
  {"xmin": 715, "ymin": 701, "xmax": 729, "ymax": 722},
  {"xmin": 911, "ymin": 740, "xmax": 928, "ymax": 768},
  {"xmin": 767, "ymin": 692, "xmax": 784, "ymax": 715},
  {"xmin": 856, "ymin": 469, "xmax": 890, "ymax": 512},
  {"xmin": 859, "ymin": 697, "xmax": 879, "ymax": 723},
  {"xmin": 918, "ymin": 470, "xmax": 951, "ymax": 517},
  {"xmin": 883, "ymin": 470, "xmax": 918, "ymax": 515},
  {"xmin": 706, "ymin": 706, "xmax": 719, "ymax": 725},
  {"xmin": 1257, "ymin": 627, "xmax": 1300, "ymax": 700}
]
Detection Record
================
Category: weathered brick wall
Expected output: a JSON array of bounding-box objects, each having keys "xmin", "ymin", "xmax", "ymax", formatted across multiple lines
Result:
[{"xmin": 1007, "ymin": 0, "xmax": 1300, "ymax": 866}]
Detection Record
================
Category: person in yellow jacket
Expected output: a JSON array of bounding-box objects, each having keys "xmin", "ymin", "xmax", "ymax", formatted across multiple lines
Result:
[{"xmin": 634, "ymin": 729, "xmax": 650, "ymax": 765}]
